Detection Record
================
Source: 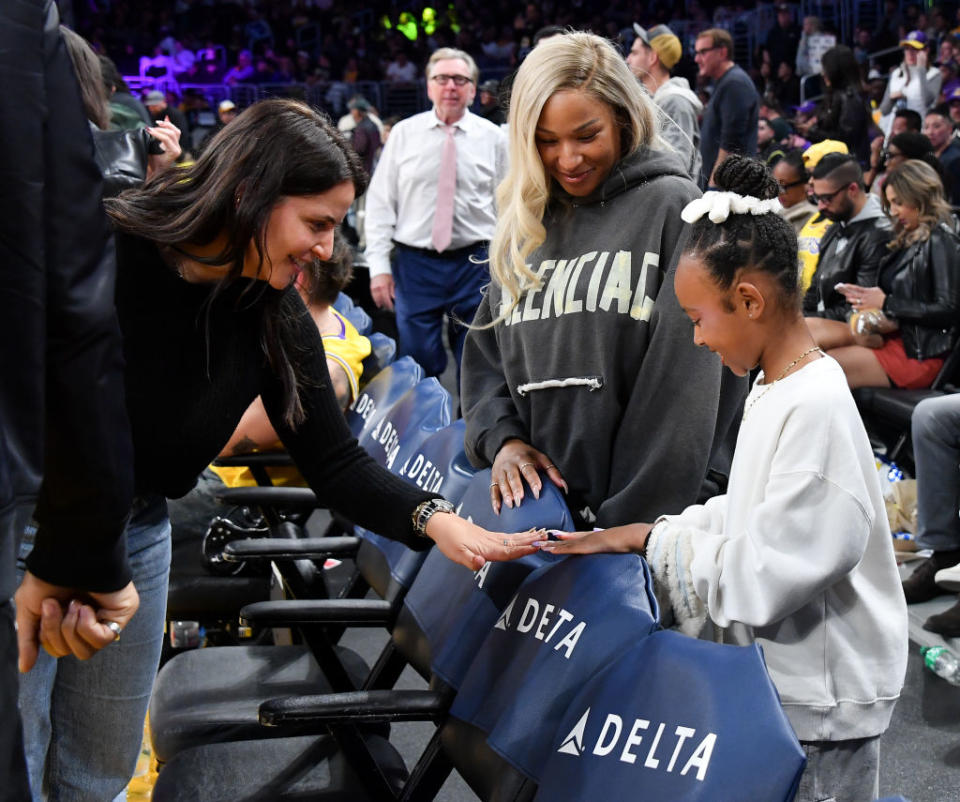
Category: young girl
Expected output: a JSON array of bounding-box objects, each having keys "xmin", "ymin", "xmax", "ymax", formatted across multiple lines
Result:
[{"xmin": 540, "ymin": 155, "xmax": 908, "ymax": 802}]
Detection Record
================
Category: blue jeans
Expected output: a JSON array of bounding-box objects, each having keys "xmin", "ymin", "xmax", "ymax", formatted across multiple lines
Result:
[
  {"xmin": 16, "ymin": 495, "xmax": 171, "ymax": 802},
  {"xmin": 913, "ymin": 394, "xmax": 960, "ymax": 552},
  {"xmin": 392, "ymin": 243, "xmax": 488, "ymax": 381}
]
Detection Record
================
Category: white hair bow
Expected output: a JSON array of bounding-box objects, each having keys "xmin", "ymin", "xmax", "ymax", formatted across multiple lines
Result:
[{"xmin": 680, "ymin": 192, "xmax": 783, "ymax": 224}]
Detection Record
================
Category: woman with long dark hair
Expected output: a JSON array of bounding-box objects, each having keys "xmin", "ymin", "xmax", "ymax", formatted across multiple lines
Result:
[
  {"xmin": 16, "ymin": 98, "xmax": 534, "ymax": 800},
  {"xmin": 807, "ymin": 45, "xmax": 873, "ymax": 165}
]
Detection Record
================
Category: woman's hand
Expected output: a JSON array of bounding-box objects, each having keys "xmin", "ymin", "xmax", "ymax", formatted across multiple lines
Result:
[
  {"xmin": 490, "ymin": 438, "xmax": 567, "ymax": 514},
  {"xmin": 534, "ymin": 523, "xmax": 653, "ymax": 556},
  {"xmin": 424, "ymin": 512, "xmax": 540, "ymax": 570},
  {"xmin": 869, "ymin": 135, "xmax": 884, "ymax": 170},
  {"xmin": 15, "ymin": 572, "xmax": 140, "ymax": 672},
  {"xmin": 146, "ymin": 117, "xmax": 182, "ymax": 177},
  {"xmin": 837, "ymin": 283, "xmax": 886, "ymax": 311}
]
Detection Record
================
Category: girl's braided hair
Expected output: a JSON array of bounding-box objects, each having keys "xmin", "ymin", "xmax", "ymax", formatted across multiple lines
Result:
[{"xmin": 684, "ymin": 155, "xmax": 801, "ymax": 310}]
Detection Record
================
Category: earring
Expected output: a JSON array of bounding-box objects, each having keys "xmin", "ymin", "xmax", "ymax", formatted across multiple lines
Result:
[{"xmin": 235, "ymin": 193, "xmax": 241, "ymax": 207}]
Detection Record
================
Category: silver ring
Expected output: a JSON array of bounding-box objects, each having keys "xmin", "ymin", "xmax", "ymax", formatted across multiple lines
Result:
[
  {"xmin": 104, "ymin": 621, "xmax": 122, "ymax": 642},
  {"xmin": 502, "ymin": 539, "xmax": 509, "ymax": 546},
  {"xmin": 490, "ymin": 482, "xmax": 498, "ymax": 488}
]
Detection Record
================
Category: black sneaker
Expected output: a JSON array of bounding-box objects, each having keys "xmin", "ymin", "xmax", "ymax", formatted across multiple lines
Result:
[
  {"xmin": 903, "ymin": 556, "xmax": 952, "ymax": 604},
  {"xmin": 924, "ymin": 596, "xmax": 960, "ymax": 638}
]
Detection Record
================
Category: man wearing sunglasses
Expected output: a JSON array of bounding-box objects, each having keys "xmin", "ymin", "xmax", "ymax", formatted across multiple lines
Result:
[
  {"xmin": 365, "ymin": 48, "xmax": 506, "ymax": 383},
  {"xmin": 694, "ymin": 28, "xmax": 760, "ymax": 190},
  {"xmin": 803, "ymin": 153, "xmax": 892, "ymax": 324}
]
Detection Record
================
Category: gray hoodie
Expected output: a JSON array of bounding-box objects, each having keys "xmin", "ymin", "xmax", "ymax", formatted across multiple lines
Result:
[
  {"xmin": 654, "ymin": 77, "xmax": 703, "ymax": 183},
  {"xmin": 462, "ymin": 147, "xmax": 747, "ymax": 527}
]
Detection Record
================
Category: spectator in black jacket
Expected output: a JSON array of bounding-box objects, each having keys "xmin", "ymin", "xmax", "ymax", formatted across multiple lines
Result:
[
  {"xmin": 807, "ymin": 45, "xmax": 874, "ymax": 165},
  {"xmin": 804, "ymin": 153, "xmax": 893, "ymax": 336},
  {"xmin": 1, "ymin": 1, "xmax": 139, "ymax": 797}
]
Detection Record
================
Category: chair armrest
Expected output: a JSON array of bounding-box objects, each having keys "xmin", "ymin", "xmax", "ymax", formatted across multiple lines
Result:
[
  {"xmin": 212, "ymin": 451, "xmax": 294, "ymax": 468},
  {"xmin": 223, "ymin": 537, "xmax": 361, "ymax": 562},
  {"xmin": 213, "ymin": 486, "xmax": 318, "ymax": 509},
  {"xmin": 259, "ymin": 689, "xmax": 447, "ymax": 727},
  {"xmin": 239, "ymin": 599, "xmax": 393, "ymax": 627}
]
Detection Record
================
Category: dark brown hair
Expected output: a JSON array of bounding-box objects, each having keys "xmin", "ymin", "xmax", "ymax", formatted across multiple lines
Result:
[{"xmin": 106, "ymin": 99, "xmax": 367, "ymax": 425}]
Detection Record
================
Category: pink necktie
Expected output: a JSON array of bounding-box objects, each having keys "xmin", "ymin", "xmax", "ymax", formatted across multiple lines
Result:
[{"xmin": 431, "ymin": 125, "xmax": 457, "ymax": 253}]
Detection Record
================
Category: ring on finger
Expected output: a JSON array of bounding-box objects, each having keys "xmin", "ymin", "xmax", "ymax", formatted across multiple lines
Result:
[
  {"xmin": 502, "ymin": 538, "xmax": 509, "ymax": 547},
  {"xmin": 103, "ymin": 621, "xmax": 122, "ymax": 642},
  {"xmin": 519, "ymin": 462, "xmax": 535, "ymax": 470},
  {"xmin": 490, "ymin": 481, "xmax": 499, "ymax": 488}
]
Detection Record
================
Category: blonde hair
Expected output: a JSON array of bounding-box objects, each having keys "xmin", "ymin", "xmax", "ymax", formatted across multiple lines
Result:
[
  {"xmin": 426, "ymin": 48, "xmax": 479, "ymax": 84},
  {"xmin": 883, "ymin": 159, "xmax": 953, "ymax": 250},
  {"xmin": 489, "ymin": 31, "xmax": 660, "ymax": 309}
]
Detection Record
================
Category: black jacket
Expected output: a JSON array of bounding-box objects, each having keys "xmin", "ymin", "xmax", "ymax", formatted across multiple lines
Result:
[
  {"xmin": 808, "ymin": 88, "xmax": 873, "ymax": 166},
  {"xmin": 0, "ymin": 0, "xmax": 133, "ymax": 597},
  {"xmin": 880, "ymin": 224, "xmax": 960, "ymax": 361},
  {"xmin": 803, "ymin": 200, "xmax": 893, "ymax": 321}
]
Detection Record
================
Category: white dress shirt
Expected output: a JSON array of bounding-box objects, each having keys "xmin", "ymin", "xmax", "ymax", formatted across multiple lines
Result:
[{"xmin": 364, "ymin": 108, "xmax": 507, "ymax": 278}]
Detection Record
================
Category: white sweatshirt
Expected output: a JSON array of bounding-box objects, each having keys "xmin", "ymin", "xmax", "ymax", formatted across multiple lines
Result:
[{"xmin": 647, "ymin": 356, "xmax": 907, "ymax": 742}]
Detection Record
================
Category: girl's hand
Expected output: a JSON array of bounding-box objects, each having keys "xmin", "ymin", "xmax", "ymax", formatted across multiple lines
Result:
[
  {"xmin": 424, "ymin": 512, "xmax": 540, "ymax": 570},
  {"xmin": 490, "ymin": 438, "xmax": 567, "ymax": 514},
  {"xmin": 534, "ymin": 523, "xmax": 652, "ymax": 556},
  {"xmin": 146, "ymin": 117, "xmax": 182, "ymax": 177}
]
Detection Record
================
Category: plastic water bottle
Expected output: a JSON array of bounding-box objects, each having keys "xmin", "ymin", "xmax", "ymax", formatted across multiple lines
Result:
[{"xmin": 921, "ymin": 646, "xmax": 960, "ymax": 685}]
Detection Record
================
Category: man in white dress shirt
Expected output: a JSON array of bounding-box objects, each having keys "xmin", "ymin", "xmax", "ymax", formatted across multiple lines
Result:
[{"xmin": 365, "ymin": 47, "xmax": 507, "ymax": 380}]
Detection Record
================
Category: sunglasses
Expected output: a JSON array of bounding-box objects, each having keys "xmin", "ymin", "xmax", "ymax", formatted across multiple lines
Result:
[{"xmin": 778, "ymin": 179, "xmax": 806, "ymax": 192}]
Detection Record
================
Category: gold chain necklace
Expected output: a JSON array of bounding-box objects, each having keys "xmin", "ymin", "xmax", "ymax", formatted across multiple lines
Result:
[{"xmin": 742, "ymin": 346, "xmax": 823, "ymax": 420}]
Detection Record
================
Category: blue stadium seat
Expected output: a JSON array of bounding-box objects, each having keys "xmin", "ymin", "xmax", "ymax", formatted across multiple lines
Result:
[
  {"xmin": 534, "ymin": 630, "xmax": 805, "ymax": 801},
  {"xmin": 332, "ymin": 291, "xmax": 372, "ymax": 335},
  {"xmin": 345, "ymin": 355, "xmax": 422, "ymax": 438},
  {"xmin": 446, "ymin": 552, "xmax": 660, "ymax": 788}
]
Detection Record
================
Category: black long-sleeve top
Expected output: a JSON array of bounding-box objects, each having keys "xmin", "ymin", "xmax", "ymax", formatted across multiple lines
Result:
[{"xmin": 57, "ymin": 233, "xmax": 431, "ymax": 583}]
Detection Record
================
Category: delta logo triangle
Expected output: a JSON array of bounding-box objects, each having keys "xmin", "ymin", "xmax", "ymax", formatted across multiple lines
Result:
[
  {"xmin": 494, "ymin": 596, "xmax": 516, "ymax": 630},
  {"xmin": 557, "ymin": 707, "xmax": 590, "ymax": 757}
]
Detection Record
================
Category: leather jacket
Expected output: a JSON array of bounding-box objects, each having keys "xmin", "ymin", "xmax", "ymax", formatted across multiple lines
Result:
[
  {"xmin": 881, "ymin": 223, "xmax": 960, "ymax": 361},
  {"xmin": 802, "ymin": 202, "xmax": 892, "ymax": 321},
  {"xmin": 92, "ymin": 124, "xmax": 152, "ymax": 198},
  {"xmin": 0, "ymin": 0, "xmax": 133, "ymax": 598}
]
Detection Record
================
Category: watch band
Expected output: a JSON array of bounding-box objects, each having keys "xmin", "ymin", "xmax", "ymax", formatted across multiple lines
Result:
[{"xmin": 412, "ymin": 498, "xmax": 455, "ymax": 538}]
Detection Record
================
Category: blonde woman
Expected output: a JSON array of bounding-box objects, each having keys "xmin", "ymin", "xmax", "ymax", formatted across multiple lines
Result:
[
  {"xmin": 461, "ymin": 31, "xmax": 745, "ymax": 528},
  {"xmin": 817, "ymin": 159, "xmax": 960, "ymax": 388}
]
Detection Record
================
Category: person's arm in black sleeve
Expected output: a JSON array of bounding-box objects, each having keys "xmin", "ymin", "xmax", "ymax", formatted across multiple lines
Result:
[
  {"xmin": 263, "ymin": 294, "xmax": 542, "ymax": 567},
  {"xmin": 14, "ymin": 0, "xmax": 138, "ymax": 675},
  {"xmin": 24, "ymin": 1, "xmax": 134, "ymax": 594},
  {"xmin": 263, "ymin": 294, "xmax": 434, "ymax": 550}
]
